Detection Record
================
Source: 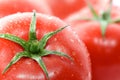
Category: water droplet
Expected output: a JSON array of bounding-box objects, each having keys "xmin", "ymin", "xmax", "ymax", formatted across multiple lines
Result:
[
  {"xmin": 70, "ymin": 62, "xmax": 74, "ymax": 65},
  {"xmin": 70, "ymin": 39, "xmax": 74, "ymax": 43},
  {"xmin": 71, "ymin": 74, "xmax": 74, "ymax": 77},
  {"xmin": 13, "ymin": 67, "xmax": 16, "ymax": 70},
  {"xmin": 72, "ymin": 52, "xmax": 76, "ymax": 56},
  {"xmin": 54, "ymin": 38, "xmax": 57, "ymax": 41},
  {"xmin": 60, "ymin": 56, "xmax": 64, "ymax": 59},
  {"xmin": 54, "ymin": 71, "xmax": 58, "ymax": 75}
]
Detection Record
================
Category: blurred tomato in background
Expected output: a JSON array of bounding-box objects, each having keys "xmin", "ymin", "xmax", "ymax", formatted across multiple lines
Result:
[
  {"xmin": 44, "ymin": 0, "xmax": 85, "ymax": 19},
  {"xmin": 0, "ymin": 0, "xmax": 110, "ymax": 19},
  {"xmin": 44, "ymin": 0, "xmax": 110, "ymax": 19},
  {"xmin": 0, "ymin": 0, "xmax": 52, "ymax": 18},
  {"xmin": 65, "ymin": 0, "xmax": 120, "ymax": 80}
]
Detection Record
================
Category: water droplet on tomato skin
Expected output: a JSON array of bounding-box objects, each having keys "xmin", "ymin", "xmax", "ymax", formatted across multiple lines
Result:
[
  {"xmin": 70, "ymin": 39, "xmax": 74, "ymax": 43},
  {"xmin": 54, "ymin": 71, "xmax": 58, "ymax": 75},
  {"xmin": 54, "ymin": 38, "xmax": 57, "ymax": 41},
  {"xmin": 71, "ymin": 74, "xmax": 74, "ymax": 77},
  {"xmin": 60, "ymin": 56, "xmax": 64, "ymax": 60},
  {"xmin": 2, "ymin": 75, "xmax": 6, "ymax": 78},
  {"xmin": 12, "ymin": 67, "xmax": 16, "ymax": 70}
]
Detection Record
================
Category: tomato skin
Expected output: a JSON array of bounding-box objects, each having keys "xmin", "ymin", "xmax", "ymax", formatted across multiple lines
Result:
[
  {"xmin": 65, "ymin": 5, "xmax": 120, "ymax": 80},
  {"xmin": 44, "ymin": 0, "xmax": 109, "ymax": 19},
  {"xmin": 0, "ymin": 0, "xmax": 52, "ymax": 18},
  {"xmin": 0, "ymin": 13, "xmax": 91, "ymax": 80},
  {"xmin": 44, "ymin": 0, "xmax": 86, "ymax": 19}
]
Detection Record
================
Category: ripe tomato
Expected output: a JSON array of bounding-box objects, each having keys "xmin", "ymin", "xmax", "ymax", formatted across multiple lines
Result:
[
  {"xmin": 0, "ymin": 0, "xmax": 52, "ymax": 18},
  {"xmin": 44, "ymin": 0, "xmax": 109, "ymax": 19},
  {"xmin": 44, "ymin": 0, "xmax": 86, "ymax": 19},
  {"xmin": 65, "ymin": 2, "xmax": 120, "ymax": 80},
  {"xmin": 0, "ymin": 12, "xmax": 91, "ymax": 80}
]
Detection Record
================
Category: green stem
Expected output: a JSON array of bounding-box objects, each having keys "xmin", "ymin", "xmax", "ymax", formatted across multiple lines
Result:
[
  {"xmin": 86, "ymin": 0, "xmax": 99, "ymax": 20},
  {"xmin": 99, "ymin": 20, "xmax": 108, "ymax": 38},
  {"xmin": 29, "ymin": 10, "xmax": 37, "ymax": 41},
  {"xmin": 83, "ymin": 0, "xmax": 116, "ymax": 38},
  {"xmin": 0, "ymin": 34, "xmax": 27, "ymax": 49},
  {"xmin": 2, "ymin": 51, "xmax": 29, "ymax": 74},
  {"xmin": 38, "ymin": 26, "xmax": 68, "ymax": 49},
  {"xmin": 32, "ymin": 56, "xmax": 49, "ymax": 80}
]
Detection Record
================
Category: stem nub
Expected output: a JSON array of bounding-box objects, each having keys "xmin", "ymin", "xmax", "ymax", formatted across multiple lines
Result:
[{"xmin": 29, "ymin": 40, "xmax": 40, "ymax": 53}]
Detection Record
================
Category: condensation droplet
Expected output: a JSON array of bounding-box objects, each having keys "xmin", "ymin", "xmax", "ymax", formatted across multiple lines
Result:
[
  {"xmin": 60, "ymin": 56, "xmax": 64, "ymax": 59},
  {"xmin": 70, "ymin": 39, "xmax": 74, "ymax": 43},
  {"xmin": 54, "ymin": 38, "xmax": 57, "ymax": 41},
  {"xmin": 71, "ymin": 74, "xmax": 74, "ymax": 77}
]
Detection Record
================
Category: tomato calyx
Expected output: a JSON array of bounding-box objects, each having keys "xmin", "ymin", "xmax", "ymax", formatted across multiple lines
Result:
[
  {"xmin": 80, "ymin": 0, "xmax": 120, "ymax": 37},
  {"xmin": 84, "ymin": 0, "xmax": 112, "ymax": 37},
  {"xmin": 28, "ymin": 40, "xmax": 40, "ymax": 53},
  {"xmin": 0, "ymin": 11, "xmax": 72, "ymax": 80}
]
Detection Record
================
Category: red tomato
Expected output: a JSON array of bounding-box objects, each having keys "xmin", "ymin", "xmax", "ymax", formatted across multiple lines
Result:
[
  {"xmin": 0, "ymin": 12, "xmax": 91, "ymax": 80},
  {"xmin": 44, "ymin": 0, "xmax": 86, "ymax": 19},
  {"xmin": 44, "ymin": 0, "xmax": 109, "ymax": 19},
  {"xmin": 65, "ymin": 3, "xmax": 120, "ymax": 80},
  {"xmin": 0, "ymin": 0, "xmax": 52, "ymax": 18},
  {"xmin": 90, "ymin": 0, "xmax": 110, "ymax": 8}
]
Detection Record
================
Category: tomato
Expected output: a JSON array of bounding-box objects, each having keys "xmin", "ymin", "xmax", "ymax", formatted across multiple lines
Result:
[
  {"xmin": 44, "ymin": 0, "xmax": 86, "ymax": 19},
  {"xmin": 0, "ymin": 0, "xmax": 52, "ymax": 18},
  {"xmin": 0, "ymin": 12, "xmax": 91, "ymax": 80},
  {"xmin": 44, "ymin": 0, "xmax": 109, "ymax": 19},
  {"xmin": 90, "ymin": 0, "xmax": 110, "ymax": 8},
  {"xmin": 65, "ymin": 2, "xmax": 120, "ymax": 80}
]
